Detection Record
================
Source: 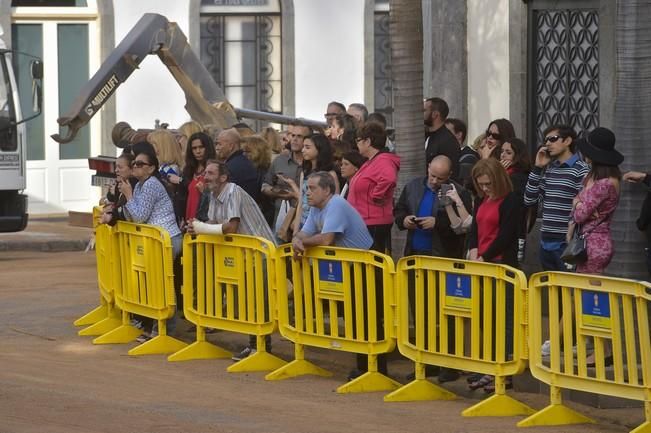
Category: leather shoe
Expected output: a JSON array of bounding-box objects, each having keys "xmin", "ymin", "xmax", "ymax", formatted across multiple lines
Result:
[
  {"xmin": 586, "ymin": 355, "xmax": 613, "ymax": 368},
  {"xmin": 405, "ymin": 365, "xmax": 440, "ymax": 381},
  {"xmin": 438, "ymin": 368, "xmax": 460, "ymax": 383}
]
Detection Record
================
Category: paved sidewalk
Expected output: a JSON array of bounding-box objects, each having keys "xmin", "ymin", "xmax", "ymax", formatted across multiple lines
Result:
[{"xmin": 0, "ymin": 216, "xmax": 93, "ymax": 251}]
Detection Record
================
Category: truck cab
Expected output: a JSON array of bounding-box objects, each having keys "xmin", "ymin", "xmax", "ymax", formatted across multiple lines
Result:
[{"xmin": 0, "ymin": 33, "xmax": 42, "ymax": 232}]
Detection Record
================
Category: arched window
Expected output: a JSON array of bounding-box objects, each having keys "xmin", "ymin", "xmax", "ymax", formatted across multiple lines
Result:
[{"xmin": 200, "ymin": 0, "xmax": 282, "ymax": 129}]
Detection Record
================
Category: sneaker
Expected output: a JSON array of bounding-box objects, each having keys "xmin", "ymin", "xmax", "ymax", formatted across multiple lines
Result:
[
  {"xmin": 130, "ymin": 319, "xmax": 144, "ymax": 330},
  {"xmin": 541, "ymin": 340, "xmax": 551, "ymax": 356},
  {"xmin": 232, "ymin": 346, "xmax": 256, "ymax": 361},
  {"xmin": 136, "ymin": 333, "xmax": 151, "ymax": 343}
]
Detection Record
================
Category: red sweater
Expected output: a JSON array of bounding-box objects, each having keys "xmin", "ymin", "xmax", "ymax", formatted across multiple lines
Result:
[{"xmin": 347, "ymin": 151, "xmax": 400, "ymax": 225}]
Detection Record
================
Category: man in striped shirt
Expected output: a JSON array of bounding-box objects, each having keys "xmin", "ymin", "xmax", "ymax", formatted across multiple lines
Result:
[
  {"xmin": 190, "ymin": 160, "xmax": 276, "ymax": 245},
  {"xmin": 188, "ymin": 159, "xmax": 276, "ymax": 361},
  {"xmin": 524, "ymin": 125, "xmax": 589, "ymax": 271}
]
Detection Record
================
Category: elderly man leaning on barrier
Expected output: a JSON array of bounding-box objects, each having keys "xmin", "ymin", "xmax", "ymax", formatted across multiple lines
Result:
[
  {"xmin": 292, "ymin": 172, "xmax": 388, "ymax": 381},
  {"xmin": 291, "ymin": 171, "xmax": 373, "ymax": 255},
  {"xmin": 187, "ymin": 159, "xmax": 276, "ymax": 361}
]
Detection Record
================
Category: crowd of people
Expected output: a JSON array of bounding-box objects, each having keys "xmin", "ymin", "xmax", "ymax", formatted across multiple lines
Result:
[{"xmin": 99, "ymin": 97, "xmax": 650, "ymax": 391}]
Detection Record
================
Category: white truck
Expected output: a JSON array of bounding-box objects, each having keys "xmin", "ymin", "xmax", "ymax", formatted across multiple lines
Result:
[{"xmin": 0, "ymin": 26, "xmax": 43, "ymax": 232}]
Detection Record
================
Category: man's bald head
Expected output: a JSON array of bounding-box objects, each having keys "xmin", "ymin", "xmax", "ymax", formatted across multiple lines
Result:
[
  {"xmin": 427, "ymin": 155, "xmax": 452, "ymax": 190},
  {"xmin": 215, "ymin": 128, "xmax": 241, "ymax": 160}
]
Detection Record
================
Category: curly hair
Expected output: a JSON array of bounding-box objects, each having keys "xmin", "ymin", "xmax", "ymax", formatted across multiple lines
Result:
[{"xmin": 241, "ymin": 135, "xmax": 272, "ymax": 171}]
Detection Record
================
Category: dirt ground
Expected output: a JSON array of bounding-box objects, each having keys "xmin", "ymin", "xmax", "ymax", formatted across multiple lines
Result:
[{"xmin": 0, "ymin": 251, "xmax": 643, "ymax": 433}]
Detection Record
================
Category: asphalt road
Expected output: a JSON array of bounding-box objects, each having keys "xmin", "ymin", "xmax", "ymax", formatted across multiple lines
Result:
[{"xmin": 0, "ymin": 251, "xmax": 638, "ymax": 433}]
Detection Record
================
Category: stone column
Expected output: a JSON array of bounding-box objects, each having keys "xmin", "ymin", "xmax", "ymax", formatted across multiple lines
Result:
[{"xmin": 423, "ymin": 0, "xmax": 467, "ymax": 122}]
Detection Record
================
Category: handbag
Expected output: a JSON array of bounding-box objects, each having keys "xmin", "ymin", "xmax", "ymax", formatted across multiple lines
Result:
[
  {"xmin": 276, "ymin": 200, "xmax": 297, "ymax": 242},
  {"xmin": 561, "ymin": 227, "xmax": 587, "ymax": 265}
]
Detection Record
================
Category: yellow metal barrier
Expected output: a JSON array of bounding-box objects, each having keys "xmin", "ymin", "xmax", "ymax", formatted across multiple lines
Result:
[
  {"xmin": 168, "ymin": 233, "xmax": 287, "ymax": 373},
  {"xmin": 520, "ymin": 271, "xmax": 651, "ymax": 432},
  {"xmin": 93, "ymin": 221, "xmax": 187, "ymax": 356},
  {"xmin": 266, "ymin": 245, "xmax": 400, "ymax": 394},
  {"xmin": 385, "ymin": 256, "xmax": 534, "ymax": 417},
  {"xmin": 74, "ymin": 221, "xmax": 122, "ymax": 336}
]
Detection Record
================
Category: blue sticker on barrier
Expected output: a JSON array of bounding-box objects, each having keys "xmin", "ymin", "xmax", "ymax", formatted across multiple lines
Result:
[
  {"xmin": 445, "ymin": 274, "xmax": 472, "ymax": 309},
  {"xmin": 318, "ymin": 260, "xmax": 343, "ymax": 295},
  {"xmin": 581, "ymin": 291, "xmax": 611, "ymax": 329}
]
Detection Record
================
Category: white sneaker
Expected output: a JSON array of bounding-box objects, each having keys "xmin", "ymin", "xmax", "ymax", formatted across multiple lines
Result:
[
  {"xmin": 541, "ymin": 340, "xmax": 551, "ymax": 356},
  {"xmin": 232, "ymin": 346, "xmax": 256, "ymax": 361},
  {"xmin": 130, "ymin": 319, "xmax": 144, "ymax": 330}
]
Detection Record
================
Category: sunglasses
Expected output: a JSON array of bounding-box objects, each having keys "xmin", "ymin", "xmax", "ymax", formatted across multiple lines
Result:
[
  {"xmin": 131, "ymin": 160, "xmax": 152, "ymax": 168},
  {"xmin": 543, "ymin": 135, "xmax": 564, "ymax": 144},
  {"xmin": 355, "ymin": 137, "xmax": 367, "ymax": 143},
  {"xmin": 324, "ymin": 112, "xmax": 338, "ymax": 117},
  {"xmin": 485, "ymin": 131, "xmax": 502, "ymax": 141}
]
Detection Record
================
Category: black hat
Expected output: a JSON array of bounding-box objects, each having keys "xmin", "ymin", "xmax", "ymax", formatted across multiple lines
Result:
[{"xmin": 577, "ymin": 127, "xmax": 623, "ymax": 166}]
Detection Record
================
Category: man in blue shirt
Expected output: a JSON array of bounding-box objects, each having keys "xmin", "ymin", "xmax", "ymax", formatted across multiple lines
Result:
[
  {"xmin": 292, "ymin": 172, "xmax": 372, "ymax": 256},
  {"xmin": 292, "ymin": 171, "xmax": 377, "ymax": 381}
]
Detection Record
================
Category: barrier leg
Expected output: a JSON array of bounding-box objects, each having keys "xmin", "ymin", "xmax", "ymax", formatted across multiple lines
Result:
[
  {"xmin": 167, "ymin": 326, "xmax": 232, "ymax": 361},
  {"xmin": 630, "ymin": 403, "xmax": 651, "ymax": 433},
  {"xmin": 93, "ymin": 312, "xmax": 141, "ymax": 345},
  {"xmin": 384, "ymin": 362, "xmax": 456, "ymax": 402},
  {"xmin": 129, "ymin": 319, "xmax": 188, "ymax": 356},
  {"xmin": 463, "ymin": 376, "xmax": 535, "ymax": 417},
  {"xmin": 336, "ymin": 354, "xmax": 401, "ymax": 394},
  {"xmin": 73, "ymin": 300, "xmax": 108, "ymax": 326},
  {"xmin": 228, "ymin": 334, "xmax": 287, "ymax": 373},
  {"xmin": 78, "ymin": 304, "xmax": 121, "ymax": 336},
  {"xmin": 517, "ymin": 385, "xmax": 594, "ymax": 427},
  {"xmin": 266, "ymin": 343, "xmax": 332, "ymax": 380}
]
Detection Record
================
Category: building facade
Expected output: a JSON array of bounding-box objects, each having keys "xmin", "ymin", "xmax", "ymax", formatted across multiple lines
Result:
[{"xmin": 1, "ymin": 0, "xmax": 649, "ymax": 278}]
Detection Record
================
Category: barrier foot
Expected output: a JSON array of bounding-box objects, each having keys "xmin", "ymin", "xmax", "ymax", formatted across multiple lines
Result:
[
  {"xmin": 336, "ymin": 371, "xmax": 401, "ymax": 394},
  {"xmin": 463, "ymin": 393, "xmax": 536, "ymax": 417},
  {"xmin": 167, "ymin": 340, "xmax": 232, "ymax": 362},
  {"xmin": 265, "ymin": 359, "xmax": 333, "ymax": 381},
  {"xmin": 228, "ymin": 351, "xmax": 287, "ymax": 373},
  {"xmin": 517, "ymin": 404, "xmax": 595, "ymax": 427},
  {"xmin": 384, "ymin": 379, "xmax": 456, "ymax": 402},
  {"xmin": 631, "ymin": 421, "xmax": 651, "ymax": 433},
  {"xmin": 73, "ymin": 304, "xmax": 108, "ymax": 326},
  {"xmin": 93, "ymin": 324, "xmax": 142, "ymax": 345},
  {"xmin": 78, "ymin": 316, "xmax": 121, "ymax": 336},
  {"xmin": 128, "ymin": 334, "xmax": 188, "ymax": 356}
]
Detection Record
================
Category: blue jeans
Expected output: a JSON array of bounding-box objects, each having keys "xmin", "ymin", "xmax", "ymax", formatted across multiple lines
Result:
[{"xmin": 539, "ymin": 241, "xmax": 567, "ymax": 272}]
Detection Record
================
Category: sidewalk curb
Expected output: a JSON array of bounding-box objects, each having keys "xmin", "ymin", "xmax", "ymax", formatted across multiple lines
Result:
[{"xmin": 0, "ymin": 239, "xmax": 91, "ymax": 252}]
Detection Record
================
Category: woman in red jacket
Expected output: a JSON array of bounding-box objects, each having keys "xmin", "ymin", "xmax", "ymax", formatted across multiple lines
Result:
[
  {"xmin": 346, "ymin": 121, "xmax": 400, "ymax": 381},
  {"xmin": 347, "ymin": 122, "xmax": 400, "ymax": 252}
]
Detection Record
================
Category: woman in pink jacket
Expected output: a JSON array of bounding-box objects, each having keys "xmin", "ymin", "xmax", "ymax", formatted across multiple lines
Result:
[
  {"xmin": 346, "ymin": 121, "xmax": 400, "ymax": 381},
  {"xmin": 347, "ymin": 122, "xmax": 401, "ymax": 253}
]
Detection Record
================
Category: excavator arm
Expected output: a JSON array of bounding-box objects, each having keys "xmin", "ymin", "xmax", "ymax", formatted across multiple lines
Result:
[{"xmin": 52, "ymin": 13, "xmax": 322, "ymax": 144}]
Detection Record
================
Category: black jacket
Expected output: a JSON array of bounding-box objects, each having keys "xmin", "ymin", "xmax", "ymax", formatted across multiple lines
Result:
[
  {"xmin": 394, "ymin": 177, "xmax": 472, "ymax": 258},
  {"xmin": 425, "ymin": 126, "xmax": 460, "ymax": 178},
  {"xmin": 468, "ymin": 191, "xmax": 521, "ymax": 267}
]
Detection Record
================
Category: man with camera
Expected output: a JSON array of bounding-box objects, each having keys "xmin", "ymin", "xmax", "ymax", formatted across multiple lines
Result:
[
  {"xmin": 393, "ymin": 155, "xmax": 472, "ymax": 383},
  {"xmin": 395, "ymin": 155, "xmax": 472, "ymax": 258}
]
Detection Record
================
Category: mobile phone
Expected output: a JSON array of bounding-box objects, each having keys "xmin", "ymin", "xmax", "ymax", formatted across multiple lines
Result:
[{"xmin": 440, "ymin": 184, "xmax": 452, "ymax": 195}]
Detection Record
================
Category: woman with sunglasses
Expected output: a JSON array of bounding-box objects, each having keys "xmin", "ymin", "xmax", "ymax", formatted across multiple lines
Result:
[
  {"xmin": 119, "ymin": 145, "xmax": 182, "ymax": 341},
  {"xmin": 478, "ymin": 118, "xmax": 516, "ymax": 160},
  {"xmin": 120, "ymin": 146, "xmax": 182, "ymax": 255}
]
